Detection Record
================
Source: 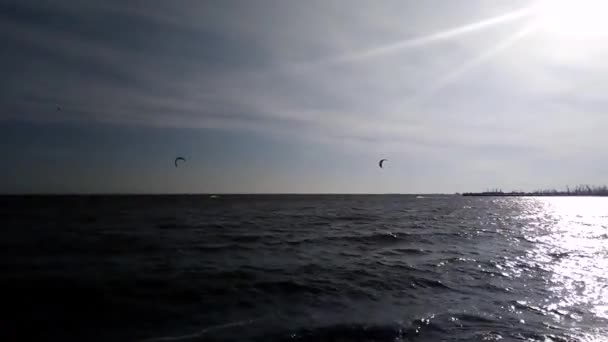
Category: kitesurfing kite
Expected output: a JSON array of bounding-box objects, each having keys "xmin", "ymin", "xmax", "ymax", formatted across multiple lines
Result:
[
  {"xmin": 379, "ymin": 159, "xmax": 388, "ymax": 168},
  {"xmin": 174, "ymin": 157, "xmax": 186, "ymax": 167}
]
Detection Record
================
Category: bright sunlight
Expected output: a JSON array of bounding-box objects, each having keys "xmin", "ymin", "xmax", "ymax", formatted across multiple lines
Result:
[{"xmin": 534, "ymin": 0, "xmax": 608, "ymax": 39}]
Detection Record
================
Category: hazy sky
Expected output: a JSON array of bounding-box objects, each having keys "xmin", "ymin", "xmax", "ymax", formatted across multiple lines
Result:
[{"xmin": 2, "ymin": 0, "xmax": 608, "ymax": 193}]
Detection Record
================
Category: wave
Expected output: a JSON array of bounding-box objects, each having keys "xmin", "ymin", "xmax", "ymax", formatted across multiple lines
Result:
[
  {"xmin": 227, "ymin": 234, "xmax": 265, "ymax": 243},
  {"xmin": 265, "ymin": 316, "xmax": 450, "ymax": 342},
  {"xmin": 336, "ymin": 232, "xmax": 405, "ymax": 244},
  {"xmin": 410, "ymin": 278, "xmax": 452, "ymax": 290},
  {"xmin": 193, "ymin": 243, "xmax": 254, "ymax": 252},
  {"xmin": 142, "ymin": 322, "xmax": 431, "ymax": 342},
  {"xmin": 286, "ymin": 232, "xmax": 430, "ymax": 247},
  {"xmin": 378, "ymin": 247, "xmax": 430, "ymax": 256},
  {"xmin": 157, "ymin": 223, "xmax": 195, "ymax": 230},
  {"xmin": 140, "ymin": 315, "xmax": 575, "ymax": 342},
  {"xmin": 141, "ymin": 319, "xmax": 257, "ymax": 342},
  {"xmin": 249, "ymin": 280, "xmax": 321, "ymax": 295}
]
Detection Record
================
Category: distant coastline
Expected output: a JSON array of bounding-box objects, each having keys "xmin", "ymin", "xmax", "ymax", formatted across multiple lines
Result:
[{"xmin": 462, "ymin": 185, "xmax": 608, "ymax": 197}]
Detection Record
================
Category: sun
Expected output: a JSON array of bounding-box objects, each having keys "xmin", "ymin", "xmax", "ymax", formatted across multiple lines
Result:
[{"xmin": 533, "ymin": 0, "xmax": 608, "ymax": 39}]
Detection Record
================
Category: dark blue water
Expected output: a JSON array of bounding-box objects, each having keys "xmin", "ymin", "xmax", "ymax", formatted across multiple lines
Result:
[{"xmin": 2, "ymin": 195, "xmax": 607, "ymax": 341}]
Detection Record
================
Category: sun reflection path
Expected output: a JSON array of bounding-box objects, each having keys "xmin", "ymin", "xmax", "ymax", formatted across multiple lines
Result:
[{"xmin": 521, "ymin": 197, "xmax": 608, "ymax": 338}]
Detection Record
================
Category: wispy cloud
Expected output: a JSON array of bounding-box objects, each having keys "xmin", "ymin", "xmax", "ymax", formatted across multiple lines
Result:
[{"xmin": 2, "ymin": 0, "xmax": 607, "ymax": 172}]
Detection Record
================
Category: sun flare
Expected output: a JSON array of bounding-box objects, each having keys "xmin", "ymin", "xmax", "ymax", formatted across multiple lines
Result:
[{"xmin": 534, "ymin": 0, "xmax": 608, "ymax": 39}]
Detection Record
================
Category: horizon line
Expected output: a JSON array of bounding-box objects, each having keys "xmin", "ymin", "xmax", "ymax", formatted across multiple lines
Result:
[{"xmin": 0, "ymin": 192, "xmax": 454, "ymax": 196}]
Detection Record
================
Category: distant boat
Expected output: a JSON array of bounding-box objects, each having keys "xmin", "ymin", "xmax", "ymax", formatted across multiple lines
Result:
[{"xmin": 209, "ymin": 195, "xmax": 219, "ymax": 199}]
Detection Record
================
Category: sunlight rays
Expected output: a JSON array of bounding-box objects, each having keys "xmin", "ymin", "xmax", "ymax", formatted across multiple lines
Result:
[
  {"xmin": 328, "ymin": 7, "xmax": 533, "ymax": 64},
  {"xmin": 416, "ymin": 23, "xmax": 537, "ymax": 100},
  {"xmin": 286, "ymin": 7, "xmax": 533, "ymax": 72}
]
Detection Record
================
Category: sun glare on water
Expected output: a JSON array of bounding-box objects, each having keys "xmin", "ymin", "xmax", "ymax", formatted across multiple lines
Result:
[
  {"xmin": 533, "ymin": 198, "xmax": 608, "ymax": 332},
  {"xmin": 533, "ymin": 0, "xmax": 608, "ymax": 39}
]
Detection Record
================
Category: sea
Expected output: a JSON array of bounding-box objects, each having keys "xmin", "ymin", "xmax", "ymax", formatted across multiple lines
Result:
[{"xmin": 2, "ymin": 195, "xmax": 608, "ymax": 341}]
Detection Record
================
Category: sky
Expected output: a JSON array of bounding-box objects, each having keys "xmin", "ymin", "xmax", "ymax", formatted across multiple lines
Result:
[{"xmin": 2, "ymin": 0, "xmax": 608, "ymax": 193}]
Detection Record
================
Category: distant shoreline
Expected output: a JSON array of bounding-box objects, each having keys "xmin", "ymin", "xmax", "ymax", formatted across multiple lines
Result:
[
  {"xmin": 462, "ymin": 185, "xmax": 608, "ymax": 197},
  {"xmin": 462, "ymin": 193, "xmax": 608, "ymax": 197}
]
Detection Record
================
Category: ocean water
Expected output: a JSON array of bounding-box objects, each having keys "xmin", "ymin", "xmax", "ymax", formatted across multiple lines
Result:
[{"xmin": 2, "ymin": 195, "xmax": 608, "ymax": 341}]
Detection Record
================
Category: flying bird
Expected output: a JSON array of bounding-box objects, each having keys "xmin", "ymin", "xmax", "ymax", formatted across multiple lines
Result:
[{"xmin": 379, "ymin": 159, "xmax": 388, "ymax": 168}]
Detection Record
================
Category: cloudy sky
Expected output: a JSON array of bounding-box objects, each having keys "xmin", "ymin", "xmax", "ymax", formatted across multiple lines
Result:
[{"xmin": 2, "ymin": 0, "xmax": 608, "ymax": 193}]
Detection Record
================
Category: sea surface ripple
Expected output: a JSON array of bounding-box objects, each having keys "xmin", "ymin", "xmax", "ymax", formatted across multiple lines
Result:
[{"xmin": 2, "ymin": 195, "xmax": 607, "ymax": 341}]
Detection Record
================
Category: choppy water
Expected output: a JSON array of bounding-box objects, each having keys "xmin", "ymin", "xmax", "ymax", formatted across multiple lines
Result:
[{"xmin": 2, "ymin": 195, "xmax": 608, "ymax": 341}]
